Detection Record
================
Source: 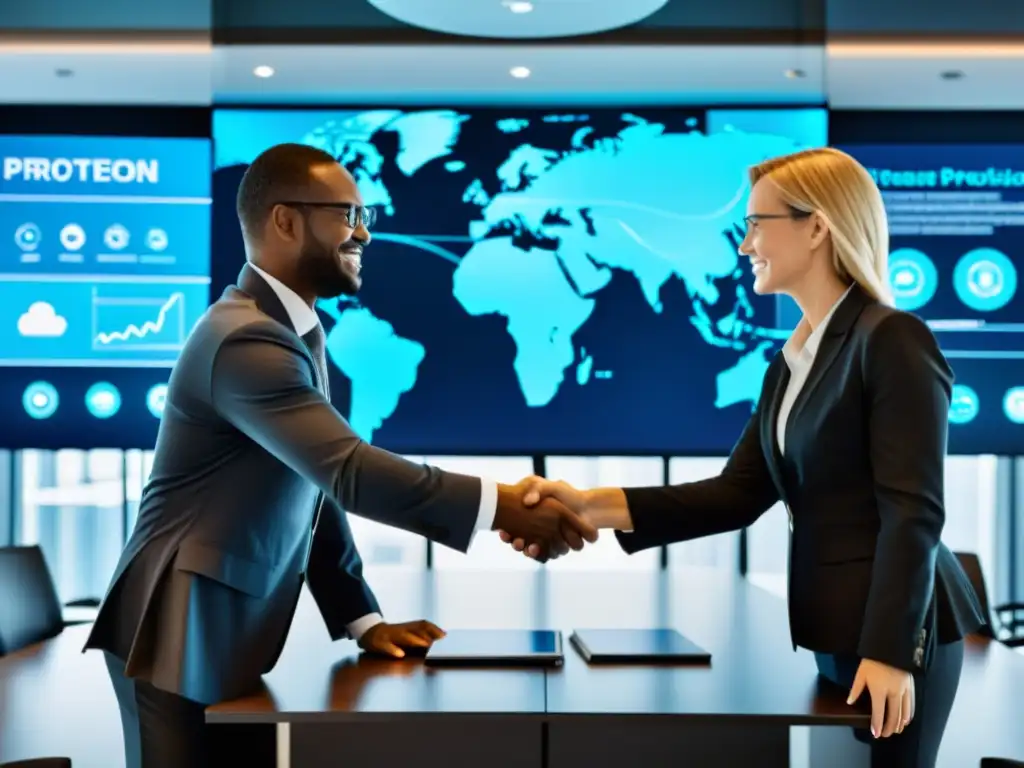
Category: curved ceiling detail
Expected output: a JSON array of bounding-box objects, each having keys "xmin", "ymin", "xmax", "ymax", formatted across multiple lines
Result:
[{"xmin": 364, "ymin": 0, "xmax": 670, "ymax": 39}]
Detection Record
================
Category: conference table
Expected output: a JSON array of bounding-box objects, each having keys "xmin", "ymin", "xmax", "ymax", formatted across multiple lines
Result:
[{"xmin": 1, "ymin": 567, "xmax": 1022, "ymax": 768}]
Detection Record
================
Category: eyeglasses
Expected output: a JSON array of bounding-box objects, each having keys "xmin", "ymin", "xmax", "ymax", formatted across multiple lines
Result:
[
  {"xmin": 275, "ymin": 201, "xmax": 377, "ymax": 230},
  {"xmin": 742, "ymin": 209, "xmax": 812, "ymax": 233}
]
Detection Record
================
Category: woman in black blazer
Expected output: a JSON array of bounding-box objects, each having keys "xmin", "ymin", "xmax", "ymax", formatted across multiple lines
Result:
[{"xmin": 503, "ymin": 147, "xmax": 986, "ymax": 767}]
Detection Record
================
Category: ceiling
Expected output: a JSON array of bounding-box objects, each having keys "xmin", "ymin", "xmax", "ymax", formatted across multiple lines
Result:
[
  {"xmin": 0, "ymin": 40, "xmax": 1021, "ymax": 109},
  {"xmin": 0, "ymin": 0, "xmax": 1020, "ymax": 109},
  {"xmin": 1, "ymin": 0, "xmax": 1018, "ymax": 38}
]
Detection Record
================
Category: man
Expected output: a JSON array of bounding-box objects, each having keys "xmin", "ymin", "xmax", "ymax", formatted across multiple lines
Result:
[{"xmin": 85, "ymin": 143, "xmax": 596, "ymax": 768}]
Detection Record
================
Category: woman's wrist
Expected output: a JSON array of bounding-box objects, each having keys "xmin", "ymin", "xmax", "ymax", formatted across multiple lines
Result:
[{"xmin": 581, "ymin": 488, "xmax": 633, "ymax": 531}]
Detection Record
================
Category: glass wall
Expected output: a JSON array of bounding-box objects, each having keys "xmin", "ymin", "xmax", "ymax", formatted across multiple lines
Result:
[{"xmin": 2, "ymin": 450, "xmax": 1015, "ymax": 606}]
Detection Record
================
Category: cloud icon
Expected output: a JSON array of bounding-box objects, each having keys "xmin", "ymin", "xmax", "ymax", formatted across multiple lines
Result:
[{"xmin": 18, "ymin": 302, "xmax": 68, "ymax": 338}]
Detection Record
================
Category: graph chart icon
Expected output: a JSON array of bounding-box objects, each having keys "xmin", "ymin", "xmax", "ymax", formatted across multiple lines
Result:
[{"xmin": 91, "ymin": 289, "xmax": 188, "ymax": 352}]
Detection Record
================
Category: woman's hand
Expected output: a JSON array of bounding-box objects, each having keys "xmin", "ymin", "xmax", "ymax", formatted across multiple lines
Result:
[{"xmin": 847, "ymin": 657, "xmax": 915, "ymax": 738}]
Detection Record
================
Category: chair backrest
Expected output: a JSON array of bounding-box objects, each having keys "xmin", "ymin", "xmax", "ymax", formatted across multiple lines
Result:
[
  {"xmin": 954, "ymin": 551, "xmax": 995, "ymax": 639},
  {"xmin": 0, "ymin": 758, "xmax": 72, "ymax": 768},
  {"xmin": 0, "ymin": 546, "xmax": 65, "ymax": 655},
  {"xmin": 981, "ymin": 759, "xmax": 1024, "ymax": 768}
]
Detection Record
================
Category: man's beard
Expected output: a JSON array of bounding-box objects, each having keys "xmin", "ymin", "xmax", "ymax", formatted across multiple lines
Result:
[{"xmin": 298, "ymin": 235, "xmax": 361, "ymax": 299}]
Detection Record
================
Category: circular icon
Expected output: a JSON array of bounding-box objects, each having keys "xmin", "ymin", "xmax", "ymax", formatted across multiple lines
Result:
[
  {"xmin": 146, "ymin": 383, "xmax": 168, "ymax": 418},
  {"xmin": 145, "ymin": 228, "xmax": 169, "ymax": 251},
  {"xmin": 14, "ymin": 223, "xmax": 41, "ymax": 252},
  {"xmin": 85, "ymin": 382, "xmax": 122, "ymax": 419},
  {"xmin": 59, "ymin": 223, "xmax": 86, "ymax": 251},
  {"xmin": 948, "ymin": 383, "xmax": 980, "ymax": 425},
  {"xmin": 888, "ymin": 248, "xmax": 938, "ymax": 311},
  {"xmin": 1004, "ymin": 387, "xmax": 1024, "ymax": 425},
  {"xmin": 953, "ymin": 248, "xmax": 1017, "ymax": 312},
  {"xmin": 22, "ymin": 381, "xmax": 59, "ymax": 419},
  {"xmin": 104, "ymin": 224, "xmax": 130, "ymax": 251}
]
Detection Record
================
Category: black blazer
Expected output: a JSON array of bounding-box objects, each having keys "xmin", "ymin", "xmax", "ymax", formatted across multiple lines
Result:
[{"xmin": 617, "ymin": 284, "xmax": 986, "ymax": 673}]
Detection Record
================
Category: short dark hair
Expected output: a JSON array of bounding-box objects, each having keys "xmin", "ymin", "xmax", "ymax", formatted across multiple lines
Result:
[{"xmin": 235, "ymin": 143, "xmax": 339, "ymax": 239}]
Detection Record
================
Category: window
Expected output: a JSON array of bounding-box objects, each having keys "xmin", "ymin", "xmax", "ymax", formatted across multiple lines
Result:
[
  {"xmin": 544, "ymin": 457, "xmax": 661, "ymax": 570},
  {"xmin": 426, "ymin": 456, "xmax": 539, "ymax": 570},
  {"xmin": 666, "ymin": 457, "xmax": 739, "ymax": 569},
  {"xmin": 16, "ymin": 449, "xmax": 125, "ymax": 604},
  {"xmin": 0, "ymin": 450, "xmax": 12, "ymax": 546}
]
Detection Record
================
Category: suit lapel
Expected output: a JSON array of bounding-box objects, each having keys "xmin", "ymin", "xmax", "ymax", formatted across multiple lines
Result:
[
  {"xmin": 783, "ymin": 285, "xmax": 872, "ymax": 445},
  {"xmin": 232, "ymin": 263, "xmax": 327, "ymax": 394},
  {"xmin": 762, "ymin": 357, "xmax": 790, "ymax": 502}
]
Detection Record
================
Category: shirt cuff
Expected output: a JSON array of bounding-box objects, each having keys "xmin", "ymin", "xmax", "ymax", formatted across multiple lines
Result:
[
  {"xmin": 475, "ymin": 478, "xmax": 498, "ymax": 531},
  {"xmin": 346, "ymin": 612, "xmax": 383, "ymax": 641}
]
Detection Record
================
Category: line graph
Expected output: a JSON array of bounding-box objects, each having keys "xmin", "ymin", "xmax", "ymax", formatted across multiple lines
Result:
[{"xmin": 91, "ymin": 289, "xmax": 187, "ymax": 352}]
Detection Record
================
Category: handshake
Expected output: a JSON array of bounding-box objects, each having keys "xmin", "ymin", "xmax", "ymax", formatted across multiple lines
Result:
[{"xmin": 491, "ymin": 476, "xmax": 598, "ymax": 562}]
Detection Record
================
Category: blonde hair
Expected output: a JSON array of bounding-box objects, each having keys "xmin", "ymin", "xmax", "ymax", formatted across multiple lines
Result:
[{"xmin": 749, "ymin": 147, "xmax": 894, "ymax": 305}]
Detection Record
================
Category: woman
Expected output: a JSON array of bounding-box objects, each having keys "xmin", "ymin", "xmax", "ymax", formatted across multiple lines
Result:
[{"xmin": 503, "ymin": 147, "xmax": 986, "ymax": 767}]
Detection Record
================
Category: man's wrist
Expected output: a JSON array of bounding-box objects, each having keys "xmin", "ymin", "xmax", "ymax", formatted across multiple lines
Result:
[{"xmin": 348, "ymin": 612, "xmax": 384, "ymax": 641}]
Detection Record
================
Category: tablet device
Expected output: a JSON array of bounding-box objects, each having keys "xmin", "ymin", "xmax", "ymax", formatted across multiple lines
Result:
[
  {"xmin": 569, "ymin": 628, "xmax": 711, "ymax": 664},
  {"xmin": 424, "ymin": 629, "xmax": 563, "ymax": 667}
]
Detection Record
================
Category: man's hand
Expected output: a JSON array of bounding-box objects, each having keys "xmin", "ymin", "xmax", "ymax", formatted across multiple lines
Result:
[
  {"xmin": 493, "ymin": 476, "xmax": 597, "ymax": 562},
  {"xmin": 357, "ymin": 620, "xmax": 446, "ymax": 658},
  {"xmin": 499, "ymin": 478, "xmax": 591, "ymax": 559}
]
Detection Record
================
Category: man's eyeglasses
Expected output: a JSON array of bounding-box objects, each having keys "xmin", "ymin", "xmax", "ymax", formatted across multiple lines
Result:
[
  {"xmin": 275, "ymin": 201, "xmax": 377, "ymax": 230},
  {"xmin": 741, "ymin": 209, "xmax": 812, "ymax": 233}
]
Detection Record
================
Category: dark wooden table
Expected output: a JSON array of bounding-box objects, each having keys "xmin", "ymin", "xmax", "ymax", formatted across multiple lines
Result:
[{"xmin": 1, "ymin": 568, "xmax": 1022, "ymax": 768}]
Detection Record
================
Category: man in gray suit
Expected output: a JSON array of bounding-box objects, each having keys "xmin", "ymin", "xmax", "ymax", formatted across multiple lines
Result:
[{"xmin": 85, "ymin": 143, "xmax": 597, "ymax": 768}]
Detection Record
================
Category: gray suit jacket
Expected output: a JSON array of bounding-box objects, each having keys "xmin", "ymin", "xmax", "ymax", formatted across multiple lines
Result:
[{"xmin": 85, "ymin": 264, "xmax": 482, "ymax": 704}]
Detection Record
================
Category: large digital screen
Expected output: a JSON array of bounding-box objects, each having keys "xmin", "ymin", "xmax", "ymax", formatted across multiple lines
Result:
[
  {"xmin": 840, "ymin": 144, "xmax": 1024, "ymax": 455},
  {"xmin": 0, "ymin": 134, "xmax": 212, "ymax": 449},
  {"xmin": 213, "ymin": 107, "xmax": 827, "ymax": 455}
]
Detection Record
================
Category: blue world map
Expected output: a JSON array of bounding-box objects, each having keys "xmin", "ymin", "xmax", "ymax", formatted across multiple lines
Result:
[{"xmin": 213, "ymin": 107, "xmax": 825, "ymax": 453}]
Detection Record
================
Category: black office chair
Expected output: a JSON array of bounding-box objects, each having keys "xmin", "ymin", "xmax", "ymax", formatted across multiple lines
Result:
[
  {"xmin": 0, "ymin": 758, "xmax": 72, "ymax": 768},
  {"xmin": 0, "ymin": 546, "xmax": 67, "ymax": 655},
  {"xmin": 981, "ymin": 759, "xmax": 1024, "ymax": 767},
  {"xmin": 955, "ymin": 552, "xmax": 1024, "ymax": 648}
]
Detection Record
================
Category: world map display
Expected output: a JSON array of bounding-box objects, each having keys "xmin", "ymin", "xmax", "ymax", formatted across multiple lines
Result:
[{"xmin": 212, "ymin": 107, "xmax": 827, "ymax": 454}]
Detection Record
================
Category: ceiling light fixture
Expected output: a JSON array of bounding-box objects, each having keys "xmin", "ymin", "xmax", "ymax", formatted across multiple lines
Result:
[
  {"xmin": 55, "ymin": 68, "xmax": 74, "ymax": 78},
  {"xmin": 253, "ymin": 65, "xmax": 275, "ymax": 78},
  {"xmin": 510, "ymin": 66, "xmax": 531, "ymax": 78},
  {"xmin": 940, "ymin": 69, "xmax": 965, "ymax": 80},
  {"xmin": 504, "ymin": 1, "xmax": 534, "ymax": 12}
]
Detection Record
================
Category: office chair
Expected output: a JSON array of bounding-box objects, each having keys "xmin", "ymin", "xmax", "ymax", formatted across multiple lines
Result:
[
  {"xmin": 0, "ymin": 546, "xmax": 66, "ymax": 655},
  {"xmin": 955, "ymin": 552, "xmax": 1024, "ymax": 648},
  {"xmin": 980, "ymin": 759, "xmax": 1024, "ymax": 767},
  {"xmin": 0, "ymin": 759, "xmax": 72, "ymax": 768}
]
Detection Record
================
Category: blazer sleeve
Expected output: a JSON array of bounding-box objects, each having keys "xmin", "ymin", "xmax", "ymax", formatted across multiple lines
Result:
[
  {"xmin": 616, "ymin": 363, "xmax": 782, "ymax": 553},
  {"xmin": 305, "ymin": 498, "xmax": 382, "ymax": 641},
  {"xmin": 210, "ymin": 324, "xmax": 482, "ymax": 553},
  {"xmin": 857, "ymin": 312, "xmax": 951, "ymax": 671}
]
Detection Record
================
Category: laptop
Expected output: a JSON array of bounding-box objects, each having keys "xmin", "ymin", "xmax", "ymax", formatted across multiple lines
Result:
[
  {"xmin": 569, "ymin": 628, "xmax": 711, "ymax": 664},
  {"xmin": 424, "ymin": 629, "xmax": 564, "ymax": 667}
]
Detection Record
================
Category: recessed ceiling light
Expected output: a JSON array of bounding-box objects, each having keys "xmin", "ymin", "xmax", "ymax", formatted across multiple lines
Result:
[
  {"xmin": 940, "ymin": 69, "xmax": 965, "ymax": 80},
  {"xmin": 784, "ymin": 68, "xmax": 806, "ymax": 79},
  {"xmin": 253, "ymin": 65, "xmax": 275, "ymax": 78},
  {"xmin": 510, "ymin": 66, "xmax": 531, "ymax": 79},
  {"xmin": 504, "ymin": 0, "xmax": 534, "ymax": 12}
]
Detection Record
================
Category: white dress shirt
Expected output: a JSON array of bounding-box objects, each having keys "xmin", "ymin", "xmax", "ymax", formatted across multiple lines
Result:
[
  {"xmin": 775, "ymin": 285, "xmax": 853, "ymax": 456},
  {"xmin": 248, "ymin": 264, "xmax": 498, "ymax": 639}
]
